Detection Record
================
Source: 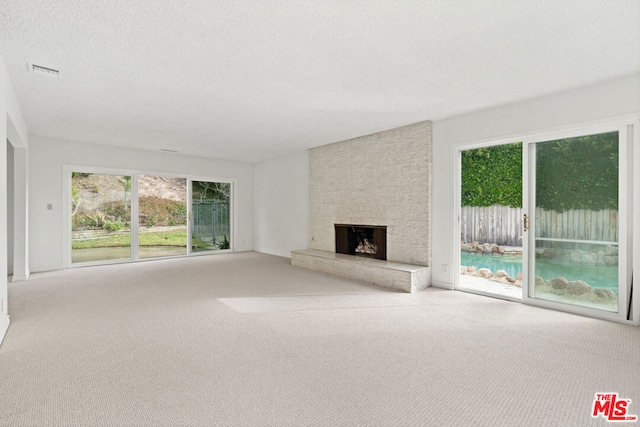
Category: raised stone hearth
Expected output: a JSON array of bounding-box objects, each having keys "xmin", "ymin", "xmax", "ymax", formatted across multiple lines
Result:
[{"xmin": 291, "ymin": 249, "xmax": 430, "ymax": 293}]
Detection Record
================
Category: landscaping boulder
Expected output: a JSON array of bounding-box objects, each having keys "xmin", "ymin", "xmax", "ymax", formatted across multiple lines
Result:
[
  {"xmin": 567, "ymin": 280, "xmax": 591, "ymax": 295},
  {"xmin": 581, "ymin": 254, "xmax": 596, "ymax": 267},
  {"xmin": 593, "ymin": 288, "xmax": 616, "ymax": 301},
  {"xmin": 535, "ymin": 276, "xmax": 548, "ymax": 287},
  {"xmin": 478, "ymin": 268, "xmax": 493, "ymax": 278},
  {"xmin": 551, "ymin": 277, "xmax": 569, "ymax": 290},
  {"xmin": 604, "ymin": 246, "xmax": 618, "ymax": 256},
  {"xmin": 495, "ymin": 269, "xmax": 508, "ymax": 278}
]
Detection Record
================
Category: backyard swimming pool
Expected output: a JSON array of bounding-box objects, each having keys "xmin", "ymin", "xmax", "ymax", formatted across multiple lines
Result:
[{"xmin": 460, "ymin": 252, "xmax": 618, "ymax": 291}]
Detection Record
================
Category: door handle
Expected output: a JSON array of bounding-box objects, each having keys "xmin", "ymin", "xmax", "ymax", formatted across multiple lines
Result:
[{"xmin": 523, "ymin": 214, "xmax": 530, "ymax": 232}]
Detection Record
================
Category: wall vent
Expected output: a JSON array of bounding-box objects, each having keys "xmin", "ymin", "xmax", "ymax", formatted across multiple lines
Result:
[{"xmin": 29, "ymin": 63, "xmax": 60, "ymax": 78}]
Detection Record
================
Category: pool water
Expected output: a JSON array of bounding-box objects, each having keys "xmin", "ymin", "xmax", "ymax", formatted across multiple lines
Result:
[{"xmin": 460, "ymin": 252, "xmax": 618, "ymax": 291}]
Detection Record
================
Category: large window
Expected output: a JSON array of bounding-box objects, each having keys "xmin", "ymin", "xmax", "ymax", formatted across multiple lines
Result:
[
  {"xmin": 138, "ymin": 175, "xmax": 188, "ymax": 259},
  {"xmin": 68, "ymin": 168, "xmax": 232, "ymax": 266},
  {"xmin": 71, "ymin": 172, "xmax": 132, "ymax": 263},
  {"xmin": 191, "ymin": 181, "xmax": 231, "ymax": 253}
]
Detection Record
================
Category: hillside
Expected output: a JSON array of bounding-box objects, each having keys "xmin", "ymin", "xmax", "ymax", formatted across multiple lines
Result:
[{"xmin": 73, "ymin": 173, "xmax": 185, "ymax": 214}]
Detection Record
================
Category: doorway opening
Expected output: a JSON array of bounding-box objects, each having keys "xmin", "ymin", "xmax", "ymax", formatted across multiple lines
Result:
[
  {"xmin": 458, "ymin": 141, "xmax": 523, "ymax": 300},
  {"xmin": 454, "ymin": 121, "xmax": 635, "ymax": 324}
]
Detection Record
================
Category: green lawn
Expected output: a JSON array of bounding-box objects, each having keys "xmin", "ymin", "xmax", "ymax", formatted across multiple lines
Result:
[{"xmin": 72, "ymin": 230, "xmax": 213, "ymax": 249}]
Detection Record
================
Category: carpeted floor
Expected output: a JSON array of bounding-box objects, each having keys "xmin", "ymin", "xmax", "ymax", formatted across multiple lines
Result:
[{"xmin": 1, "ymin": 252, "xmax": 638, "ymax": 426}]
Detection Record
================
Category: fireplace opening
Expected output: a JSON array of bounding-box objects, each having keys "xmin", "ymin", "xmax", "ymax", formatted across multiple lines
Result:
[{"xmin": 335, "ymin": 224, "xmax": 387, "ymax": 261}]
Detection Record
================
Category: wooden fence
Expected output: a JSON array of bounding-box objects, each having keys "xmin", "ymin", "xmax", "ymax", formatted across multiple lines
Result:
[
  {"xmin": 534, "ymin": 207, "xmax": 618, "ymax": 242},
  {"xmin": 461, "ymin": 205, "xmax": 618, "ymax": 246},
  {"xmin": 461, "ymin": 206, "xmax": 523, "ymax": 246}
]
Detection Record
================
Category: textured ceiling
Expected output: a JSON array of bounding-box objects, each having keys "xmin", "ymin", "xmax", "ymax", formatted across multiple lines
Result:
[{"xmin": 1, "ymin": 1, "xmax": 639, "ymax": 162}]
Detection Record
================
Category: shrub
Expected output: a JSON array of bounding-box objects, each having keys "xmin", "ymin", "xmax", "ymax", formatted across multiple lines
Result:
[
  {"xmin": 461, "ymin": 133, "xmax": 619, "ymax": 211},
  {"xmin": 138, "ymin": 196, "xmax": 187, "ymax": 227},
  {"xmin": 102, "ymin": 201, "xmax": 131, "ymax": 222},
  {"xmin": 86, "ymin": 210, "xmax": 107, "ymax": 228},
  {"xmin": 536, "ymin": 132, "xmax": 618, "ymax": 212},
  {"xmin": 217, "ymin": 235, "xmax": 230, "ymax": 250},
  {"xmin": 461, "ymin": 142, "xmax": 522, "ymax": 208},
  {"xmin": 103, "ymin": 220, "xmax": 124, "ymax": 232}
]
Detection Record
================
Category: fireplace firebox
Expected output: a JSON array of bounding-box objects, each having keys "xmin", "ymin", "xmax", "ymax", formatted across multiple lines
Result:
[{"xmin": 335, "ymin": 224, "xmax": 387, "ymax": 261}]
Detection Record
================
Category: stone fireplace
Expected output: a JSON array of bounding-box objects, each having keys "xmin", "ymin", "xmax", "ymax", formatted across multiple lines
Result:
[
  {"xmin": 335, "ymin": 224, "xmax": 387, "ymax": 260},
  {"xmin": 291, "ymin": 120, "xmax": 432, "ymax": 293}
]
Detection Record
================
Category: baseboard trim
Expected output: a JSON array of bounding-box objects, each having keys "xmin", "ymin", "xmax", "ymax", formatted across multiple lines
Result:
[
  {"xmin": 431, "ymin": 280, "xmax": 455, "ymax": 290},
  {"xmin": 0, "ymin": 314, "xmax": 10, "ymax": 347},
  {"xmin": 29, "ymin": 265, "xmax": 63, "ymax": 273},
  {"xmin": 10, "ymin": 273, "xmax": 30, "ymax": 282}
]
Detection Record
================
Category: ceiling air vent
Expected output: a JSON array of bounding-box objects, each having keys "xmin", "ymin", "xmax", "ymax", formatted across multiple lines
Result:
[{"xmin": 29, "ymin": 63, "xmax": 60, "ymax": 78}]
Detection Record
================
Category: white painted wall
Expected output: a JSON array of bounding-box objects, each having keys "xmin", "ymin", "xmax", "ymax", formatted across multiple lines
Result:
[
  {"xmin": 7, "ymin": 143, "xmax": 13, "ymax": 275},
  {"xmin": 431, "ymin": 73, "xmax": 640, "ymax": 289},
  {"xmin": 9, "ymin": 145, "xmax": 28, "ymax": 281},
  {"xmin": 253, "ymin": 150, "xmax": 309, "ymax": 258},
  {"xmin": 28, "ymin": 136, "xmax": 254, "ymax": 272},
  {"xmin": 0, "ymin": 106, "xmax": 7, "ymax": 345},
  {"xmin": 1, "ymin": 55, "xmax": 29, "ymax": 345}
]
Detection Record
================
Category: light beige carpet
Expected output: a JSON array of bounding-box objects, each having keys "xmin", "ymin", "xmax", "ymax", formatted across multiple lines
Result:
[{"xmin": 1, "ymin": 252, "xmax": 638, "ymax": 426}]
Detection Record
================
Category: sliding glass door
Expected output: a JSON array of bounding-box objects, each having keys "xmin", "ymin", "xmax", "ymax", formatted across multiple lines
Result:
[
  {"xmin": 138, "ymin": 175, "xmax": 188, "ymax": 259},
  {"xmin": 524, "ymin": 128, "xmax": 630, "ymax": 320},
  {"xmin": 456, "ymin": 122, "xmax": 635, "ymax": 322},
  {"xmin": 69, "ymin": 169, "xmax": 232, "ymax": 265},
  {"xmin": 71, "ymin": 172, "xmax": 132, "ymax": 263},
  {"xmin": 191, "ymin": 181, "xmax": 231, "ymax": 252}
]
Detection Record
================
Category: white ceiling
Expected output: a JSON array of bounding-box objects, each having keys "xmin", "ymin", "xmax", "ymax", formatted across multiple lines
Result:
[{"xmin": 1, "ymin": 1, "xmax": 639, "ymax": 162}]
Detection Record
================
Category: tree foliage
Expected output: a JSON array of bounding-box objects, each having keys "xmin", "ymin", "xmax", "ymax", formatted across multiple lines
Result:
[
  {"xmin": 536, "ymin": 132, "xmax": 618, "ymax": 212},
  {"xmin": 192, "ymin": 181, "xmax": 230, "ymax": 202},
  {"xmin": 461, "ymin": 132, "xmax": 619, "ymax": 212},
  {"xmin": 461, "ymin": 142, "xmax": 522, "ymax": 207}
]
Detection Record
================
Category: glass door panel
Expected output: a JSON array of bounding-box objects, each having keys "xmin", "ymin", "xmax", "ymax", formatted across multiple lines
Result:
[
  {"xmin": 191, "ymin": 181, "xmax": 231, "ymax": 252},
  {"xmin": 138, "ymin": 175, "xmax": 187, "ymax": 258},
  {"xmin": 530, "ymin": 131, "xmax": 621, "ymax": 312},
  {"xmin": 71, "ymin": 172, "xmax": 132, "ymax": 263},
  {"xmin": 458, "ymin": 142, "xmax": 523, "ymax": 300}
]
